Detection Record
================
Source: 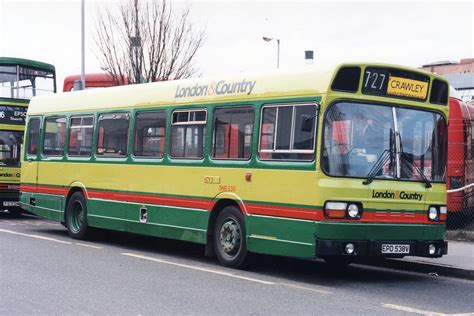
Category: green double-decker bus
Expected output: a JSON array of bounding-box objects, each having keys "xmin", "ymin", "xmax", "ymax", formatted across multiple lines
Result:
[{"xmin": 0, "ymin": 57, "xmax": 56, "ymax": 214}]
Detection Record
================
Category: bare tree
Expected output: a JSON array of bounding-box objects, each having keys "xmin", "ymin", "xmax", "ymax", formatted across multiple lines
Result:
[{"xmin": 94, "ymin": 0, "xmax": 205, "ymax": 84}]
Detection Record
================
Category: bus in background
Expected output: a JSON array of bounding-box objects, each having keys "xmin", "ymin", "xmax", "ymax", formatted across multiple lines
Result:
[
  {"xmin": 0, "ymin": 57, "xmax": 56, "ymax": 215},
  {"xmin": 63, "ymin": 73, "xmax": 128, "ymax": 92},
  {"xmin": 21, "ymin": 63, "xmax": 449, "ymax": 268},
  {"xmin": 447, "ymin": 93, "xmax": 474, "ymax": 226}
]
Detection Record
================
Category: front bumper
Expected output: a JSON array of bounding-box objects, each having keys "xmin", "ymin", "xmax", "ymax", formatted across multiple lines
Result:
[
  {"xmin": 0, "ymin": 191, "xmax": 20, "ymax": 210},
  {"xmin": 316, "ymin": 239, "xmax": 448, "ymax": 258}
]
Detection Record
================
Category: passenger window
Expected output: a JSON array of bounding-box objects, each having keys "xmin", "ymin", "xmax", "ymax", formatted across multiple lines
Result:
[
  {"xmin": 170, "ymin": 110, "xmax": 206, "ymax": 159},
  {"xmin": 259, "ymin": 103, "xmax": 317, "ymax": 161},
  {"xmin": 97, "ymin": 113, "xmax": 130, "ymax": 157},
  {"xmin": 134, "ymin": 111, "xmax": 166, "ymax": 158},
  {"xmin": 212, "ymin": 107, "xmax": 254, "ymax": 160},
  {"xmin": 43, "ymin": 116, "xmax": 66, "ymax": 156},
  {"xmin": 27, "ymin": 117, "xmax": 40, "ymax": 155},
  {"xmin": 69, "ymin": 116, "xmax": 94, "ymax": 157}
]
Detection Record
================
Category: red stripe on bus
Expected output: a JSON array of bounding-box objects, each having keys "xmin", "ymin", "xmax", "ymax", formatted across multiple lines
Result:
[
  {"xmin": 87, "ymin": 190, "xmax": 212, "ymax": 210},
  {"xmin": 36, "ymin": 186, "xmax": 69, "ymax": 195},
  {"xmin": 325, "ymin": 212, "xmax": 443, "ymax": 225},
  {"xmin": 20, "ymin": 184, "xmax": 37, "ymax": 193},
  {"xmin": 20, "ymin": 184, "xmax": 68, "ymax": 196},
  {"xmin": 246, "ymin": 204, "xmax": 324, "ymax": 221}
]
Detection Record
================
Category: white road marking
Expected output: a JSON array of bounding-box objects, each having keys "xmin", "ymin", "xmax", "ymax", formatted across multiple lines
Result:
[
  {"xmin": 122, "ymin": 252, "xmax": 274, "ymax": 285},
  {"xmin": 279, "ymin": 282, "xmax": 332, "ymax": 294},
  {"xmin": 74, "ymin": 242, "xmax": 103, "ymax": 249},
  {"xmin": 0, "ymin": 228, "xmax": 72, "ymax": 244},
  {"xmin": 0, "ymin": 228, "xmax": 102, "ymax": 250},
  {"xmin": 383, "ymin": 303, "xmax": 474, "ymax": 316}
]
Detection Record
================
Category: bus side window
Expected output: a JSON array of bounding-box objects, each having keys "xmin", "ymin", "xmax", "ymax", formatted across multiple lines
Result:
[
  {"xmin": 212, "ymin": 106, "xmax": 254, "ymax": 160},
  {"xmin": 96, "ymin": 113, "xmax": 130, "ymax": 157},
  {"xmin": 134, "ymin": 111, "xmax": 167, "ymax": 158},
  {"xmin": 170, "ymin": 109, "xmax": 207, "ymax": 159},
  {"xmin": 68, "ymin": 116, "xmax": 94, "ymax": 157},
  {"xmin": 43, "ymin": 116, "xmax": 66, "ymax": 156},
  {"xmin": 258, "ymin": 103, "xmax": 317, "ymax": 161},
  {"xmin": 27, "ymin": 117, "xmax": 41, "ymax": 156}
]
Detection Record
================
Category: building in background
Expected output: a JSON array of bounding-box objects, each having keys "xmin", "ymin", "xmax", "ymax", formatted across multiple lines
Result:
[{"xmin": 421, "ymin": 58, "xmax": 474, "ymax": 103}]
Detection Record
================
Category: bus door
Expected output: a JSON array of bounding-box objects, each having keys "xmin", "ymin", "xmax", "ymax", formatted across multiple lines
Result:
[{"xmin": 23, "ymin": 117, "xmax": 41, "ymax": 207}]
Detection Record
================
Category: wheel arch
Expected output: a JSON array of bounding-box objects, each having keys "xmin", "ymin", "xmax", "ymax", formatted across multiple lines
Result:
[
  {"xmin": 205, "ymin": 192, "xmax": 248, "ymax": 257},
  {"xmin": 64, "ymin": 182, "xmax": 89, "ymax": 222}
]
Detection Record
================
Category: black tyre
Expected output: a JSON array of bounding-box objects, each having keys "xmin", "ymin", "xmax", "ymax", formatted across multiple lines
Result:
[
  {"xmin": 213, "ymin": 206, "xmax": 249, "ymax": 268},
  {"xmin": 65, "ymin": 192, "xmax": 90, "ymax": 239}
]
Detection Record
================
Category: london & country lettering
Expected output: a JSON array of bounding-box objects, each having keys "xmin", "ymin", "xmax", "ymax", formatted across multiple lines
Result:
[
  {"xmin": 175, "ymin": 79, "xmax": 256, "ymax": 98},
  {"xmin": 372, "ymin": 190, "xmax": 423, "ymax": 201}
]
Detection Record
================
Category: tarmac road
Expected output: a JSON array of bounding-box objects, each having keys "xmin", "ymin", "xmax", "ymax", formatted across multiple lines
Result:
[{"xmin": 1, "ymin": 213, "xmax": 473, "ymax": 315}]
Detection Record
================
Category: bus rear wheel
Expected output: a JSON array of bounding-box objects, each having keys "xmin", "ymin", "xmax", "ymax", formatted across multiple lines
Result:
[
  {"xmin": 65, "ymin": 192, "xmax": 90, "ymax": 239},
  {"xmin": 213, "ymin": 206, "xmax": 249, "ymax": 268}
]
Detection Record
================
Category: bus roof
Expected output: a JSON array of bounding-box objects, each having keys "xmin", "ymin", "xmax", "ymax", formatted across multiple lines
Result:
[
  {"xmin": 0, "ymin": 57, "xmax": 55, "ymax": 72},
  {"xmin": 28, "ymin": 63, "xmax": 448, "ymax": 115},
  {"xmin": 63, "ymin": 73, "xmax": 128, "ymax": 92}
]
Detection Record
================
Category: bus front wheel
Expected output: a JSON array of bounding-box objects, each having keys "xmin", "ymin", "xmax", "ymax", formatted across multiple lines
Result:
[
  {"xmin": 65, "ymin": 192, "xmax": 90, "ymax": 240},
  {"xmin": 213, "ymin": 206, "xmax": 249, "ymax": 268}
]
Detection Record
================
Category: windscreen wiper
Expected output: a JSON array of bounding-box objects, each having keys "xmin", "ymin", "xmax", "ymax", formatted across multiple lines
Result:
[
  {"xmin": 362, "ymin": 149, "xmax": 393, "ymax": 185},
  {"xmin": 363, "ymin": 129, "xmax": 395, "ymax": 185},
  {"xmin": 396, "ymin": 130, "xmax": 432, "ymax": 189},
  {"xmin": 399, "ymin": 151, "xmax": 432, "ymax": 188}
]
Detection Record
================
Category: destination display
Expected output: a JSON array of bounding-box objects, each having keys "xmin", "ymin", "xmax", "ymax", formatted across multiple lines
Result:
[
  {"xmin": 0, "ymin": 105, "xmax": 27, "ymax": 125},
  {"xmin": 362, "ymin": 67, "xmax": 430, "ymax": 101}
]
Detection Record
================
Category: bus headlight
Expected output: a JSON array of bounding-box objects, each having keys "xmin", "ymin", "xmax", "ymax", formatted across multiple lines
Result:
[
  {"xmin": 428, "ymin": 206, "xmax": 439, "ymax": 221},
  {"xmin": 324, "ymin": 201, "xmax": 363, "ymax": 220},
  {"xmin": 347, "ymin": 204, "xmax": 360, "ymax": 219}
]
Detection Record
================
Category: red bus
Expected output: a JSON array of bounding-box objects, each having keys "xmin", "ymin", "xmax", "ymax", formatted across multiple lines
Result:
[
  {"xmin": 63, "ymin": 73, "xmax": 127, "ymax": 92},
  {"xmin": 447, "ymin": 94, "xmax": 474, "ymax": 225}
]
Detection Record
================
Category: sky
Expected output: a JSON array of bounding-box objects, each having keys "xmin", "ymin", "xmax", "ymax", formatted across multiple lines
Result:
[{"xmin": 0, "ymin": 0, "xmax": 472, "ymax": 88}]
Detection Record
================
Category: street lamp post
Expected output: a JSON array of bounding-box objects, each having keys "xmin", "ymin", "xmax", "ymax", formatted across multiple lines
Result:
[{"xmin": 262, "ymin": 36, "xmax": 280, "ymax": 69}]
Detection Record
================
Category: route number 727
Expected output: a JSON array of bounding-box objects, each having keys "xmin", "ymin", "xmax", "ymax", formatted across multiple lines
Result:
[{"xmin": 363, "ymin": 70, "xmax": 387, "ymax": 92}]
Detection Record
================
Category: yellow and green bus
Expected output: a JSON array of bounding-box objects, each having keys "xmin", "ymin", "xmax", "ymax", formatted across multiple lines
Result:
[
  {"xmin": 0, "ymin": 57, "xmax": 55, "ymax": 215},
  {"xmin": 20, "ymin": 63, "xmax": 449, "ymax": 267}
]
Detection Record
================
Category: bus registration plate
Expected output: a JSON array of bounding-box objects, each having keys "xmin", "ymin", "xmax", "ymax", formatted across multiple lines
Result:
[
  {"xmin": 3, "ymin": 201, "xmax": 19, "ymax": 207},
  {"xmin": 381, "ymin": 244, "xmax": 410, "ymax": 254}
]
